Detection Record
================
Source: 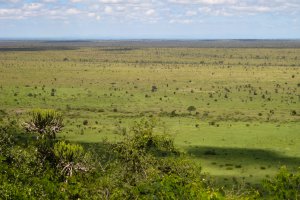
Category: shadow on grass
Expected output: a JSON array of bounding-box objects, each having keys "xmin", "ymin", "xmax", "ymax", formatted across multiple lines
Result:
[{"xmin": 186, "ymin": 146, "xmax": 300, "ymax": 168}]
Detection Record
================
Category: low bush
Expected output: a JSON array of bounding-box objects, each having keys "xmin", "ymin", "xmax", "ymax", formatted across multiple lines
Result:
[{"xmin": 261, "ymin": 166, "xmax": 300, "ymax": 199}]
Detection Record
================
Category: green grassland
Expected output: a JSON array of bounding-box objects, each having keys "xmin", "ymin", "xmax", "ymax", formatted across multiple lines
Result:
[{"xmin": 0, "ymin": 45, "xmax": 299, "ymax": 185}]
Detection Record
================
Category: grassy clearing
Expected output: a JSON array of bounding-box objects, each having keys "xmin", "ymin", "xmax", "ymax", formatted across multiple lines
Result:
[{"xmin": 0, "ymin": 46, "xmax": 299, "ymax": 184}]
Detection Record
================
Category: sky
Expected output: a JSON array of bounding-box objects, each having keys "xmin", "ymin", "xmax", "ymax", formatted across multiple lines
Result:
[{"xmin": 0, "ymin": 0, "xmax": 299, "ymax": 39}]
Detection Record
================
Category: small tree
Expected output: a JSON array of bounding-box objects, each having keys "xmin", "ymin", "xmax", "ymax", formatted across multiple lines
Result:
[
  {"xmin": 151, "ymin": 85, "xmax": 158, "ymax": 92},
  {"xmin": 187, "ymin": 106, "xmax": 196, "ymax": 114},
  {"xmin": 23, "ymin": 109, "xmax": 63, "ymax": 139}
]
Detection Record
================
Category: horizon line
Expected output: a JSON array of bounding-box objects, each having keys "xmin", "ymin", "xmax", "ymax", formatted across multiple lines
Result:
[{"xmin": 1, "ymin": 38, "xmax": 300, "ymax": 41}]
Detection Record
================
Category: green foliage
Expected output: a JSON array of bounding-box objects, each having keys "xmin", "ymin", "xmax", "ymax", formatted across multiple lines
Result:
[
  {"xmin": 1, "ymin": 114, "xmax": 300, "ymax": 199},
  {"xmin": 130, "ymin": 118, "xmax": 179, "ymax": 156},
  {"xmin": 54, "ymin": 141, "xmax": 84, "ymax": 163},
  {"xmin": 0, "ymin": 123, "xmax": 92, "ymax": 199},
  {"xmin": 112, "ymin": 118, "xmax": 179, "ymax": 176},
  {"xmin": 0, "ymin": 124, "xmax": 60, "ymax": 199},
  {"xmin": 133, "ymin": 174, "xmax": 224, "ymax": 200},
  {"xmin": 106, "ymin": 156, "xmax": 224, "ymax": 199},
  {"xmin": 108, "ymin": 119, "xmax": 224, "ymax": 199},
  {"xmin": 0, "ymin": 126, "xmax": 13, "ymax": 155},
  {"xmin": 23, "ymin": 109, "xmax": 63, "ymax": 139},
  {"xmin": 262, "ymin": 166, "xmax": 300, "ymax": 199},
  {"xmin": 54, "ymin": 141, "xmax": 91, "ymax": 178}
]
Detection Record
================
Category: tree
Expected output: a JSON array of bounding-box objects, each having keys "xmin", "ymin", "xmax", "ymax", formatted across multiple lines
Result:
[
  {"xmin": 151, "ymin": 85, "xmax": 158, "ymax": 92},
  {"xmin": 187, "ymin": 106, "xmax": 196, "ymax": 114}
]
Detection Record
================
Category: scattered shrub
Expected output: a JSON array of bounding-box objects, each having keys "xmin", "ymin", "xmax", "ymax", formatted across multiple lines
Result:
[
  {"xmin": 187, "ymin": 105, "xmax": 196, "ymax": 113},
  {"xmin": 291, "ymin": 110, "xmax": 297, "ymax": 116},
  {"xmin": 151, "ymin": 85, "xmax": 158, "ymax": 92},
  {"xmin": 83, "ymin": 120, "xmax": 88, "ymax": 126}
]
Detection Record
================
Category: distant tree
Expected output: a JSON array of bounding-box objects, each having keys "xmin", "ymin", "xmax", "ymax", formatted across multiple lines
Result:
[
  {"xmin": 291, "ymin": 110, "xmax": 297, "ymax": 116},
  {"xmin": 187, "ymin": 106, "xmax": 196, "ymax": 114},
  {"xmin": 83, "ymin": 119, "xmax": 88, "ymax": 125},
  {"xmin": 151, "ymin": 85, "xmax": 158, "ymax": 92}
]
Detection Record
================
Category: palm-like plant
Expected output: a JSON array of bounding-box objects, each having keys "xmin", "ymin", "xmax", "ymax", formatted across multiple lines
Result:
[
  {"xmin": 23, "ymin": 109, "xmax": 63, "ymax": 139},
  {"xmin": 54, "ymin": 141, "xmax": 88, "ymax": 178}
]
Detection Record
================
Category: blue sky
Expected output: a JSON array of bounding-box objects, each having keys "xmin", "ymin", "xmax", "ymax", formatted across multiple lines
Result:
[{"xmin": 0, "ymin": 0, "xmax": 299, "ymax": 39}]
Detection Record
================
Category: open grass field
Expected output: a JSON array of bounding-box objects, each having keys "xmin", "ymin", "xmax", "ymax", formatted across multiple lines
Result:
[{"xmin": 0, "ymin": 41, "xmax": 299, "ymax": 186}]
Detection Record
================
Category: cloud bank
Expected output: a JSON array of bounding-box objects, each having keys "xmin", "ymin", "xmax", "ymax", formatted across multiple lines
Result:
[
  {"xmin": 0, "ymin": 0, "xmax": 299, "ymax": 22},
  {"xmin": 0, "ymin": 0, "xmax": 299, "ymax": 39}
]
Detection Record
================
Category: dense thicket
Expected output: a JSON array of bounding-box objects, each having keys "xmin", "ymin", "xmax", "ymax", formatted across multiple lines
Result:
[{"xmin": 0, "ymin": 110, "xmax": 299, "ymax": 199}]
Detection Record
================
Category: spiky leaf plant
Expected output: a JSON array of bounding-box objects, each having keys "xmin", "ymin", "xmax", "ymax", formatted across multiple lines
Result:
[{"xmin": 23, "ymin": 109, "xmax": 63, "ymax": 139}]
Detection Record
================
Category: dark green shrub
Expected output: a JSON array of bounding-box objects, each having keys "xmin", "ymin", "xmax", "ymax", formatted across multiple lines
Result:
[
  {"xmin": 0, "ymin": 126, "xmax": 13, "ymax": 155},
  {"xmin": 129, "ymin": 118, "xmax": 178, "ymax": 156},
  {"xmin": 187, "ymin": 105, "xmax": 196, "ymax": 113},
  {"xmin": 83, "ymin": 119, "xmax": 88, "ymax": 125},
  {"xmin": 151, "ymin": 85, "xmax": 158, "ymax": 92},
  {"xmin": 262, "ymin": 166, "xmax": 300, "ymax": 199},
  {"xmin": 291, "ymin": 110, "xmax": 297, "ymax": 116}
]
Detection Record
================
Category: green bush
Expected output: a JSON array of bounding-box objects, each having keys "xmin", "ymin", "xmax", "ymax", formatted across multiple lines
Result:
[
  {"xmin": 0, "ymin": 123, "xmax": 90, "ymax": 199},
  {"xmin": 262, "ymin": 166, "xmax": 300, "ymax": 199},
  {"xmin": 130, "ymin": 118, "xmax": 179, "ymax": 156},
  {"xmin": 111, "ymin": 118, "xmax": 179, "ymax": 179},
  {"xmin": 108, "ymin": 119, "xmax": 224, "ymax": 199},
  {"xmin": 0, "ymin": 126, "xmax": 13, "ymax": 155},
  {"xmin": 133, "ymin": 174, "xmax": 223, "ymax": 200},
  {"xmin": 54, "ymin": 141, "xmax": 84, "ymax": 163}
]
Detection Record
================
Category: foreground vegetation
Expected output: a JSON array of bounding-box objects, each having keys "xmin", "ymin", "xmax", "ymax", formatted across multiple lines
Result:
[{"xmin": 0, "ymin": 109, "xmax": 299, "ymax": 199}]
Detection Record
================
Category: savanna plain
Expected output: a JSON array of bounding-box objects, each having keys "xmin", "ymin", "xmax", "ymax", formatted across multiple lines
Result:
[{"xmin": 0, "ymin": 41, "xmax": 299, "ymax": 199}]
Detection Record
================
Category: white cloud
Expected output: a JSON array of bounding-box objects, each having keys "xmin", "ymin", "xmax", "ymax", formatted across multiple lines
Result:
[
  {"xmin": 0, "ymin": 8, "xmax": 22, "ymax": 19},
  {"xmin": 88, "ymin": 12, "xmax": 96, "ymax": 17},
  {"xmin": 232, "ymin": 6, "xmax": 271, "ymax": 13},
  {"xmin": 169, "ymin": 0, "xmax": 236, "ymax": 5},
  {"xmin": 0, "ymin": 0, "xmax": 299, "ymax": 23},
  {"xmin": 66, "ymin": 8, "xmax": 81, "ymax": 15},
  {"xmin": 99, "ymin": 0, "xmax": 122, "ymax": 3},
  {"xmin": 0, "ymin": 8, "xmax": 19, "ymax": 15},
  {"xmin": 169, "ymin": 19, "xmax": 193, "ymax": 24},
  {"xmin": 198, "ymin": 7, "xmax": 231, "ymax": 16},
  {"xmin": 145, "ymin": 9, "xmax": 155, "ymax": 16},
  {"xmin": 116, "ymin": 6, "xmax": 125, "ymax": 11},
  {"xmin": 70, "ymin": 0, "xmax": 84, "ymax": 2},
  {"xmin": 0, "ymin": 0, "xmax": 20, "ymax": 3},
  {"xmin": 43, "ymin": 0, "xmax": 57, "ymax": 2},
  {"xmin": 23, "ymin": 3, "xmax": 43, "ymax": 10},
  {"xmin": 104, "ymin": 6, "xmax": 113, "ymax": 14},
  {"xmin": 186, "ymin": 10, "xmax": 197, "ymax": 16}
]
